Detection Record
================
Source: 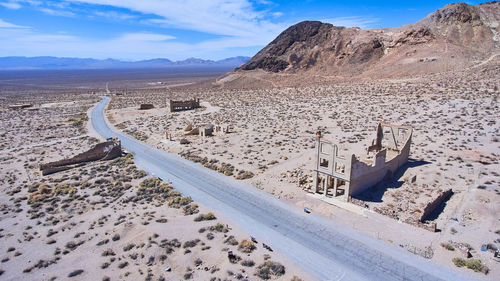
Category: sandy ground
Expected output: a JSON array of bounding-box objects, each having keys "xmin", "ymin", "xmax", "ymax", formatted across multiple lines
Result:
[
  {"xmin": 0, "ymin": 92, "xmax": 310, "ymax": 281},
  {"xmin": 106, "ymin": 59, "xmax": 500, "ymax": 279}
]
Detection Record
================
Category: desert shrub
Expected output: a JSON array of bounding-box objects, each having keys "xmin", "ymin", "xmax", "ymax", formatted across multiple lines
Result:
[
  {"xmin": 112, "ymin": 234, "xmax": 120, "ymax": 241},
  {"xmin": 68, "ymin": 269, "xmax": 84, "ymax": 277},
  {"xmin": 463, "ymin": 243, "xmax": 474, "ymax": 250},
  {"xmin": 194, "ymin": 258, "xmax": 202, "ymax": 266},
  {"xmin": 440, "ymin": 242, "xmax": 455, "ymax": 251},
  {"xmin": 255, "ymin": 260, "xmax": 285, "ymax": 280},
  {"xmin": 123, "ymin": 243, "xmax": 135, "ymax": 251},
  {"xmin": 224, "ymin": 236, "xmax": 238, "ymax": 246},
  {"xmin": 102, "ymin": 249, "xmax": 115, "ymax": 256},
  {"xmin": 241, "ymin": 259, "xmax": 255, "ymax": 267},
  {"xmin": 452, "ymin": 257, "xmax": 466, "ymax": 267},
  {"xmin": 210, "ymin": 223, "xmax": 228, "ymax": 233},
  {"xmin": 96, "ymin": 239, "xmax": 109, "ymax": 246},
  {"xmin": 238, "ymin": 239, "xmax": 256, "ymax": 253},
  {"xmin": 118, "ymin": 261, "xmax": 128, "ymax": 269},
  {"xmin": 168, "ymin": 196, "xmax": 192, "ymax": 208},
  {"xmin": 194, "ymin": 212, "xmax": 216, "ymax": 222},
  {"xmin": 183, "ymin": 203, "xmax": 199, "ymax": 215},
  {"xmin": 134, "ymin": 170, "xmax": 147, "ymax": 179},
  {"xmin": 291, "ymin": 276, "xmax": 303, "ymax": 281},
  {"xmin": 65, "ymin": 241, "xmax": 83, "ymax": 250},
  {"xmin": 183, "ymin": 239, "xmax": 200, "ymax": 248},
  {"xmin": 465, "ymin": 259, "xmax": 484, "ymax": 272},
  {"xmin": 206, "ymin": 233, "xmax": 214, "ymax": 240},
  {"xmin": 235, "ymin": 171, "xmax": 254, "ymax": 180}
]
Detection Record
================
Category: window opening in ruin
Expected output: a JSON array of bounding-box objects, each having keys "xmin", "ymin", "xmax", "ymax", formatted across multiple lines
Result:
[
  {"xmin": 335, "ymin": 162, "xmax": 345, "ymax": 174},
  {"xmin": 321, "ymin": 143, "xmax": 332, "ymax": 154},
  {"xmin": 320, "ymin": 158, "xmax": 329, "ymax": 168}
]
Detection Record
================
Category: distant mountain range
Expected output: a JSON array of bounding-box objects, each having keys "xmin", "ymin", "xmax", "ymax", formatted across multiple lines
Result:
[{"xmin": 0, "ymin": 56, "xmax": 251, "ymax": 70}]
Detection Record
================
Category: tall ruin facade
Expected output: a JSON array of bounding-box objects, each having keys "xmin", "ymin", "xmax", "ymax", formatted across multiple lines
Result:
[
  {"xmin": 167, "ymin": 98, "xmax": 200, "ymax": 112},
  {"xmin": 312, "ymin": 122, "xmax": 413, "ymax": 201}
]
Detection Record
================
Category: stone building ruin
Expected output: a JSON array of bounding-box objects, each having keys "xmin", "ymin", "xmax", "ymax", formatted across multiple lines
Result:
[
  {"xmin": 312, "ymin": 122, "xmax": 413, "ymax": 201},
  {"xmin": 40, "ymin": 138, "xmax": 122, "ymax": 175},
  {"xmin": 139, "ymin": 104, "xmax": 154, "ymax": 110},
  {"xmin": 167, "ymin": 98, "xmax": 200, "ymax": 112}
]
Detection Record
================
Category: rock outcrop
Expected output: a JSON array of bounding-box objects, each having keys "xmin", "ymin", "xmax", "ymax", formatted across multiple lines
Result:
[{"xmin": 236, "ymin": 2, "xmax": 499, "ymax": 79}]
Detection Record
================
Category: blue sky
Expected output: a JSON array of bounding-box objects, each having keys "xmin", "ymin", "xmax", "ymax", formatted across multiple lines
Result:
[{"xmin": 0, "ymin": 0, "xmax": 483, "ymax": 61}]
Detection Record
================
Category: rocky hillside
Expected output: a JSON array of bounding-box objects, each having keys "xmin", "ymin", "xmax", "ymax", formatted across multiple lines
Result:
[{"xmin": 236, "ymin": 2, "xmax": 499, "ymax": 79}]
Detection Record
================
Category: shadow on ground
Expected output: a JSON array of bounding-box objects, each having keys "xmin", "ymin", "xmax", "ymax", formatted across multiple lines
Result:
[{"xmin": 353, "ymin": 158, "xmax": 431, "ymax": 203}]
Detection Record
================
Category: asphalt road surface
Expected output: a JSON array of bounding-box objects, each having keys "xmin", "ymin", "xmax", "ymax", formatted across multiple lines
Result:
[{"xmin": 92, "ymin": 97, "xmax": 475, "ymax": 281}]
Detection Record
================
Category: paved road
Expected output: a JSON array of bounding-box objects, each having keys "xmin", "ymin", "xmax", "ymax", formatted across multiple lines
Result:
[{"xmin": 92, "ymin": 97, "xmax": 474, "ymax": 281}]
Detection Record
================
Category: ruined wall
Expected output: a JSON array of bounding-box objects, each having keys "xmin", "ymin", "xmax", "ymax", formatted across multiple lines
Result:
[
  {"xmin": 348, "ymin": 134, "xmax": 412, "ymax": 196},
  {"xmin": 139, "ymin": 104, "xmax": 154, "ymax": 110},
  {"xmin": 168, "ymin": 98, "xmax": 200, "ymax": 112},
  {"xmin": 419, "ymin": 189, "xmax": 453, "ymax": 222},
  {"xmin": 40, "ymin": 141, "xmax": 121, "ymax": 175}
]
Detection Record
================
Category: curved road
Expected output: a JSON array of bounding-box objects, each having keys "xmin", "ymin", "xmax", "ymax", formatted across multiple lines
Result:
[{"xmin": 92, "ymin": 97, "xmax": 474, "ymax": 281}]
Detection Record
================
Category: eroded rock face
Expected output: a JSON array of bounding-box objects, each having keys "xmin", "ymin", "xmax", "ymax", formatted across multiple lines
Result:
[{"xmin": 237, "ymin": 2, "xmax": 499, "ymax": 77}]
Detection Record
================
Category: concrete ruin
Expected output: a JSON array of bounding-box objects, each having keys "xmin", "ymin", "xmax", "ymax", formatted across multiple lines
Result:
[
  {"xmin": 312, "ymin": 122, "xmax": 413, "ymax": 201},
  {"xmin": 167, "ymin": 98, "xmax": 200, "ymax": 112},
  {"xmin": 179, "ymin": 122, "xmax": 231, "ymax": 138},
  {"xmin": 8, "ymin": 104, "xmax": 33, "ymax": 110},
  {"xmin": 199, "ymin": 124, "xmax": 214, "ymax": 137},
  {"xmin": 139, "ymin": 104, "xmax": 154, "ymax": 110},
  {"xmin": 214, "ymin": 124, "xmax": 230, "ymax": 134},
  {"xmin": 40, "ymin": 138, "xmax": 122, "ymax": 175}
]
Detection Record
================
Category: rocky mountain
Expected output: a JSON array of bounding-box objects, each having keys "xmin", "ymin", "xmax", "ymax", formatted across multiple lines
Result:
[
  {"xmin": 236, "ymin": 2, "xmax": 499, "ymax": 79},
  {"xmin": 0, "ymin": 56, "xmax": 250, "ymax": 70}
]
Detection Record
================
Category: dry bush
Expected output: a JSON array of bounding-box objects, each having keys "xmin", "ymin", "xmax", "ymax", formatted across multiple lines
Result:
[{"xmin": 238, "ymin": 239, "xmax": 256, "ymax": 253}]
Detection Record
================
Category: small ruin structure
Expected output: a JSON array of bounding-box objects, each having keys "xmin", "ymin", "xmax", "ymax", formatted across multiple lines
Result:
[
  {"xmin": 214, "ymin": 124, "xmax": 230, "ymax": 134},
  {"xmin": 40, "ymin": 138, "xmax": 122, "ymax": 175},
  {"xmin": 199, "ymin": 124, "xmax": 214, "ymax": 137},
  {"xmin": 312, "ymin": 122, "xmax": 413, "ymax": 201},
  {"xmin": 8, "ymin": 104, "xmax": 33, "ymax": 110},
  {"xmin": 168, "ymin": 98, "xmax": 200, "ymax": 112},
  {"xmin": 139, "ymin": 104, "xmax": 154, "ymax": 110}
]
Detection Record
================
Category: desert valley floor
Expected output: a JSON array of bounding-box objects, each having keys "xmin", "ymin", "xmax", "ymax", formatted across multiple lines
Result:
[{"xmin": 0, "ymin": 57, "xmax": 499, "ymax": 281}]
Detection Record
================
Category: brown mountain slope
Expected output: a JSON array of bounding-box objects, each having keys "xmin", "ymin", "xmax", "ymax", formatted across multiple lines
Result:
[{"xmin": 231, "ymin": 1, "xmax": 499, "ymax": 82}]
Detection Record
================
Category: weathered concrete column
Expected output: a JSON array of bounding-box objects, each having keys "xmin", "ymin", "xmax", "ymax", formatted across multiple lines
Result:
[
  {"xmin": 312, "ymin": 172, "xmax": 318, "ymax": 193},
  {"xmin": 333, "ymin": 177, "xmax": 338, "ymax": 197},
  {"xmin": 324, "ymin": 176, "xmax": 328, "ymax": 196}
]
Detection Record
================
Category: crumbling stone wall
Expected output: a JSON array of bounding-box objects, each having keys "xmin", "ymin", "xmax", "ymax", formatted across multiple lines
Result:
[
  {"xmin": 419, "ymin": 189, "xmax": 453, "ymax": 222},
  {"xmin": 139, "ymin": 104, "xmax": 154, "ymax": 110},
  {"xmin": 312, "ymin": 122, "xmax": 413, "ymax": 201},
  {"xmin": 40, "ymin": 140, "xmax": 122, "ymax": 175},
  {"xmin": 168, "ymin": 98, "xmax": 200, "ymax": 112}
]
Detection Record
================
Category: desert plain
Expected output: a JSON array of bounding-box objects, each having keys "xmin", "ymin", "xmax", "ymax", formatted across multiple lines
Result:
[{"xmin": 0, "ymin": 53, "xmax": 499, "ymax": 281}]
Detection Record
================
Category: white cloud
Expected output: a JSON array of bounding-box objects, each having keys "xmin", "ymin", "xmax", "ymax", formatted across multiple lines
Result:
[
  {"xmin": 0, "ymin": 1, "xmax": 22, "ymax": 9},
  {"xmin": 322, "ymin": 16, "xmax": 379, "ymax": 29},
  {"xmin": 93, "ymin": 10, "xmax": 136, "ymax": 20},
  {"xmin": 67, "ymin": 0, "xmax": 285, "ymax": 43},
  {"xmin": 0, "ymin": 18, "xmax": 29, "ymax": 28},
  {"xmin": 120, "ymin": 33, "xmax": 175, "ymax": 41},
  {"xmin": 39, "ymin": 7, "xmax": 75, "ymax": 17},
  {"xmin": 272, "ymin": 11, "xmax": 283, "ymax": 17}
]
